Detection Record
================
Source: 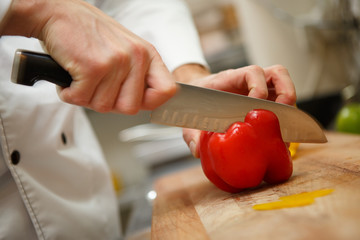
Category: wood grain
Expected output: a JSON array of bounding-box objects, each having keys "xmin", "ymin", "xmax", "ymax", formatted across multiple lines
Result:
[{"xmin": 151, "ymin": 132, "xmax": 360, "ymax": 240}]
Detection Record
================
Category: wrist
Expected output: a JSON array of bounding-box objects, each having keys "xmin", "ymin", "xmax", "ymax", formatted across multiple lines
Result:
[
  {"xmin": 172, "ymin": 64, "xmax": 210, "ymax": 84},
  {"xmin": 0, "ymin": 0, "xmax": 50, "ymax": 38}
]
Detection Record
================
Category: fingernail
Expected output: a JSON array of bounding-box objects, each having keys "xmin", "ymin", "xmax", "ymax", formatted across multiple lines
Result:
[{"xmin": 189, "ymin": 141, "xmax": 198, "ymax": 158}]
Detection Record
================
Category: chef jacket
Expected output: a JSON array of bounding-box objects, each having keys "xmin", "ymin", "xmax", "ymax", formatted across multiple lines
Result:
[{"xmin": 0, "ymin": 0, "xmax": 207, "ymax": 239}]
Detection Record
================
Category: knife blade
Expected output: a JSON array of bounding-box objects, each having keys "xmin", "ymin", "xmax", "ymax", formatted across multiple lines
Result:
[
  {"xmin": 11, "ymin": 49, "xmax": 327, "ymax": 143},
  {"xmin": 151, "ymin": 83, "xmax": 327, "ymax": 143}
]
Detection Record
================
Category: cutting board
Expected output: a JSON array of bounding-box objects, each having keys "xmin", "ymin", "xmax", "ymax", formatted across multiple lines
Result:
[{"xmin": 151, "ymin": 132, "xmax": 360, "ymax": 240}]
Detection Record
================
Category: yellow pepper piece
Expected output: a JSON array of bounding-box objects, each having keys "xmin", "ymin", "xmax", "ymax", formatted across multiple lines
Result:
[
  {"xmin": 289, "ymin": 142, "xmax": 300, "ymax": 158},
  {"xmin": 288, "ymin": 104, "xmax": 300, "ymax": 159},
  {"xmin": 111, "ymin": 172, "xmax": 123, "ymax": 195},
  {"xmin": 253, "ymin": 189, "xmax": 334, "ymax": 211}
]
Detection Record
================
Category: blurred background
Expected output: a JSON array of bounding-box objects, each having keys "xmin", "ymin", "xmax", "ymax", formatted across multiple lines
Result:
[{"xmin": 86, "ymin": 0, "xmax": 360, "ymax": 238}]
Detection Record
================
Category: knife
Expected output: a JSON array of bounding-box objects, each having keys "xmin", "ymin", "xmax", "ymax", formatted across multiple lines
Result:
[{"xmin": 11, "ymin": 49, "xmax": 327, "ymax": 143}]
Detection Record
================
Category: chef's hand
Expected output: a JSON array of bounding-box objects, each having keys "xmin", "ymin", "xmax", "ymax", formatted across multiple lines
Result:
[
  {"xmin": 0, "ymin": 0, "xmax": 176, "ymax": 114},
  {"xmin": 173, "ymin": 64, "xmax": 297, "ymax": 158}
]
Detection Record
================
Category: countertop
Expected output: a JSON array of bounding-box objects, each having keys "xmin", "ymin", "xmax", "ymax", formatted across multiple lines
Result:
[{"xmin": 151, "ymin": 131, "xmax": 360, "ymax": 240}]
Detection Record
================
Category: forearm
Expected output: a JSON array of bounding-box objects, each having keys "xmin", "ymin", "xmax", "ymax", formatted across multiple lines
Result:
[
  {"xmin": 0, "ymin": 0, "xmax": 177, "ymax": 114},
  {"xmin": 0, "ymin": 0, "xmax": 49, "ymax": 38},
  {"xmin": 172, "ymin": 64, "xmax": 210, "ymax": 84}
]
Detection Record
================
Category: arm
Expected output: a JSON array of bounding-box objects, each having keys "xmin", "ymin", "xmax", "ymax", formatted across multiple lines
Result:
[
  {"xmin": 0, "ymin": 0, "xmax": 176, "ymax": 114},
  {"xmin": 102, "ymin": 0, "xmax": 295, "ymax": 103},
  {"xmin": 97, "ymin": 0, "xmax": 297, "ymax": 157}
]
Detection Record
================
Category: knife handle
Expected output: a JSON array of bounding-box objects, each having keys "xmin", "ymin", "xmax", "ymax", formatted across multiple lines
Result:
[{"xmin": 11, "ymin": 49, "xmax": 72, "ymax": 87}]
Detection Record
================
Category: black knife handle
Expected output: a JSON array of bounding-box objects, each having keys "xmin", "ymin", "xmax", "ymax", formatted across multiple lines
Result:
[{"xmin": 11, "ymin": 49, "xmax": 72, "ymax": 87}]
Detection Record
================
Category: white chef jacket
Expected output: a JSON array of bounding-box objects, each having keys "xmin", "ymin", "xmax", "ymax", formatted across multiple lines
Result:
[{"xmin": 0, "ymin": 0, "xmax": 207, "ymax": 239}]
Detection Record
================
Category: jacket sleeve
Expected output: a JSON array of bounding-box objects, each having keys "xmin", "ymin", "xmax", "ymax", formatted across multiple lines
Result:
[
  {"xmin": 99, "ymin": 0, "xmax": 209, "ymax": 72},
  {"xmin": 0, "ymin": 0, "xmax": 12, "ymax": 23}
]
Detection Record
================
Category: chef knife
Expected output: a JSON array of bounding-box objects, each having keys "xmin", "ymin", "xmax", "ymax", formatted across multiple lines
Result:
[{"xmin": 11, "ymin": 49, "xmax": 327, "ymax": 143}]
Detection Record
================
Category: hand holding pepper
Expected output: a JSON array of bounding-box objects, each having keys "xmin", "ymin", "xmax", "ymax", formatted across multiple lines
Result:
[{"xmin": 174, "ymin": 64, "xmax": 297, "ymax": 158}]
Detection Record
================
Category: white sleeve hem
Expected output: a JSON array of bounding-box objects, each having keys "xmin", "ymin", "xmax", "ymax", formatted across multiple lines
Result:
[
  {"xmin": 100, "ymin": 0, "xmax": 209, "ymax": 72},
  {"xmin": 0, "ymin": 0, "xmax": 12, "ymax": 24}
]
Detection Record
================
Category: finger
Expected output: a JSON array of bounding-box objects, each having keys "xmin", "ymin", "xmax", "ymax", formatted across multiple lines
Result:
[
  {"xmin": 88, "ymin": 27, "xmax": 135, "ymax": 113},
  {"xmin": 114, "ymin": 59, "xmax": 148, "ymax": 114},
  {"xmin": 183, "ymin": 128, "xmax": 201, "ymax": 158},
  {"xmin": 205, "ymin": 66, "xmax": 268, "ymax": 99},
  {"xmin": 109, "ymin": 36, "xmax": 151, "ymax": 114},
  {"xmin": 242, "ymin": 65, "xmax": 268, "ymax": 99},
  {"xmin": 58, "ymin": 60, "xmax": 103, "ymax": 107},
  {"xmin": 141, "ymin": 55, "xmax": 177, "ymax": 110},
  {"xmin": 264, "ymin": 65, "xmax": 297, "ymax": 105},
  {"xmin": 90, "ymin": 64, "xmax": 129, "ymax": 113}
]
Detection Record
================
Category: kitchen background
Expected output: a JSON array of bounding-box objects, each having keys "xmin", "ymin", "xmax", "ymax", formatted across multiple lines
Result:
[{"xmin": 85, "ymin": 0, "xmax": 360, "ymax": 238}]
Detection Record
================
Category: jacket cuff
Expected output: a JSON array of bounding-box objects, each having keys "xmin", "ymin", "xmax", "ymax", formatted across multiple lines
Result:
[{"xmin": 0, "ymin": 0, "xmax": 12, "ymax": 24}]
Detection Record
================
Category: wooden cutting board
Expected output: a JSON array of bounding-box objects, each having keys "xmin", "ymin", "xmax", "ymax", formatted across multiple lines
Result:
[{"xmin": 151, "ymin": 132, "xmax": 360, "ymax": 240}]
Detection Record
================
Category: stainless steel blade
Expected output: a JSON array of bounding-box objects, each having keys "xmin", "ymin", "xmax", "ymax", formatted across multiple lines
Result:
[{"xmin": 151, "ymin": 83, "xmax": 327, "ymax": 143}]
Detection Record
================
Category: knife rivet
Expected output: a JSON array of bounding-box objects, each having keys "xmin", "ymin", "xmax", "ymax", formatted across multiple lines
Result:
[
  {"xmin": 11, "ymin": 150, "xmax": 20, "ymax": 165},
  {"xmin": 61, "ymin": 132, "xmax": 67, "ymax": 145}
]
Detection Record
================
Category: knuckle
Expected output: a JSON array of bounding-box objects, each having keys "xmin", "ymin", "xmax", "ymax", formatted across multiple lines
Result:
[
  {"xmin": 130, "ymin": 41, "xmax": 150, "ymax": 66},
  {"xmin": 182, "ymin": 129, "xmax": 192, "ymax": 145},
  {"xmin": 69, "ymin": 97, "xmax": 90, "ymax": 108},
  {"xmin": 258, "ymin": 87, "xmax": 269, "ymax": 97},
  {"xmin": 91, "ymin": 56, "xmax": 110, "ymax": 71},
  {"xmin": 112, "ymin": 49, "xmax": 131, "ymax": 68},
  {"xmin": 90, "ymin": 50, "xmax": 131, "ymax": 75},
  {"xmin": 271, "ymin": 64, "xmax": 289, "ymax": 75},
  {"xmin": 216, "ymin": 69, "xmax": 235, "ymax": 81},
  {"xmin": 59, "ymin": 87, "xmax": 92, "ymax": 107},
  {"xmin": 278, "ymin": 88, "xmax": 297, "ymax": 105},
  {"xmin": 91, "ymin": 102, "xmax": 113, "ymax": 113},
  {"xmin": 121, "ymin": 107, "xmax": 139, "ymax": 115},
  {"xmin": 80, "ymin": 58, "xmax": 110, "ymax": 79},
  {"xmin": 287, "ymin": 92, "xmax": 297, "ymax": 104},
  {"xmin": 247, "ymin": 65, "xmax": 265, "ymax": 74},
  {"xmin": 115, "ymin": 102, "xmax": 139, "ymax": 115},
  {"xmin": 74, "ymin": 98, "xmax": 90, "ymax": 106},
  {"xmin": 272, "ymin": 64, "xmax": 286, "ymax": 70},
  {"xmin": 159, "ymin": 82, "xmax": 177, "ymax": 97}
]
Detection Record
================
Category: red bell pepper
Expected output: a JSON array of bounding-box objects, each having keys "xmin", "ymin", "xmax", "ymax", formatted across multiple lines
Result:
[{"xmin": 199, "ymin": 109, "xmax": 293, "ymax": 193}]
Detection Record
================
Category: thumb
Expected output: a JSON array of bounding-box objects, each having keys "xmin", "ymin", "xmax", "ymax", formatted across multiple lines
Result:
[
  {"xmin": 182, "ymin": 128, "xmax": 201, "ymax": 158},
  {"xmin": 141, "ymin": 55, "xmax": 177, "ymax": 110}
]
